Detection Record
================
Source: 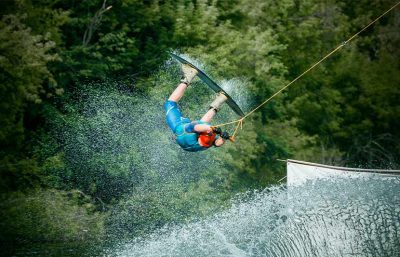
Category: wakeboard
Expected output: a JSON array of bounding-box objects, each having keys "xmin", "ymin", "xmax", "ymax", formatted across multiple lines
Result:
[{"xmin": 170, "ymin": 53, "xmax": 245, "ymax": 117}]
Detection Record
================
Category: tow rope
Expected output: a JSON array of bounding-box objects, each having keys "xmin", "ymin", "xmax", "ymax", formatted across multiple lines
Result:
[{"xmin": 213, "ymin": 1, "xmax": 400, "ymax": 141}]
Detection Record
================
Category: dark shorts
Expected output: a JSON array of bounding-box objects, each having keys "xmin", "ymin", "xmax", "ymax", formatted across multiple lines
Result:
[
  {"xmin": 164, "ymin": 100, "xmax": 191, "ymax": 133},
  {"xmin": 164, "ymin": 100, "xmax": 211, "ymax": 152}
]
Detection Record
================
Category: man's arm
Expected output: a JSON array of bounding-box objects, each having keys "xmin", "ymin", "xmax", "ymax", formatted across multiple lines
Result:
[
  {"xmin": 194, "ymin": 124, "xmax": 230, "ymax": 147},
  {"xmin": 193, "ymin": 124, "xmax": 212, "ymax": 133}
]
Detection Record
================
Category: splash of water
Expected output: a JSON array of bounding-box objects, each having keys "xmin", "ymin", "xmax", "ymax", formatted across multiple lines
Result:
[
  {"xmin": 51, "ymin": 56, "xmax": 253, "ymax": 239},
  {"xmin": 106, "ymin": 175, "xmax": 400, "ymax": 257},
  {"xmin": 42, "ymin": 55, "xmax": 400, "ymax": 257},
  {"xmin": 219, "ymin": 78, "xmax": 253, "ymax": 113}
]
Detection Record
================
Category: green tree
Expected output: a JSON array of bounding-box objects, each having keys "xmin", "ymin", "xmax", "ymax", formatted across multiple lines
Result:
[
  {"xmin": 0, "ymin": 189, "xmax": 105, "ymax": 243},
  {"xmin": 0, "ymin": 15, "xmax": 60, "ymax": 191}
]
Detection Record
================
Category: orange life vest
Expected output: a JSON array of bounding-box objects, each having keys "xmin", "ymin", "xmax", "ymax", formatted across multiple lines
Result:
[{"xmin": 198, "ymin": 130, "xmax": 217, "ymax": 148}]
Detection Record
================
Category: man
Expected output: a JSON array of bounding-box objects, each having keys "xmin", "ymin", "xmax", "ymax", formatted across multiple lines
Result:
[{"xmin": 164, "ymin": 64, "xmax": 231, "ymax": 152}]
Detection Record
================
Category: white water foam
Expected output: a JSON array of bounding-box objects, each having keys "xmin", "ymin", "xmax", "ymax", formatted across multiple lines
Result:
[{"xmin": 106, "ymin": 175, "xmax": 400, "ymax": 257}]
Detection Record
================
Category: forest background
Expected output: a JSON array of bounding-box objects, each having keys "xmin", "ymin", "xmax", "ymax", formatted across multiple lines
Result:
[{"xmin": 0, "ymin": 0, "xmax": 399, "ymax": 252}]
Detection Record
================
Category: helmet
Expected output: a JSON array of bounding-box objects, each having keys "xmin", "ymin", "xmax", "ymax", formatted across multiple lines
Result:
[{"xmin": 198, "ymin": 130, "xmax": 217, "ymax": 148}]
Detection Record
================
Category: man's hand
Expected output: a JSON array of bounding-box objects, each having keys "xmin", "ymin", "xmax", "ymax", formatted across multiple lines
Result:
[
  {"xmin": 221, "ymin": 131, "xmax": 230, "ymax": 140},
  {"xmin": 212, "ymin": 126, "xmax": 222, "ymax": 135}
]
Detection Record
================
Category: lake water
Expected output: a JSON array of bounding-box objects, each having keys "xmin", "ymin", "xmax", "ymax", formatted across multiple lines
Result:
[{"xmin": 103, "ymin": 175, "xmax": 400, "ymax": 257}]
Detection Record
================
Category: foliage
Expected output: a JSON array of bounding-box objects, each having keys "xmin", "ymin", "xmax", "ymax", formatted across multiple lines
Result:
[
  {"xmin": 107, "ymin": 179, "xmax": 230, "ymax": 238},
  {"xmin": 0, "ymin": 189, "xmax": 106, "ymax": 243},
  {"xmin": 0, "ymin": 15, "xmax": 59, "ymax": 139},
  {"xmin": 0, "ymin": 0, "xmax": 399, "ymax": 248},
  {"xmin": 0, "ymin": 14, "xmax": 60, "ymax": 191},
  {"xmin": 279, "ymin": 0, "xmax": 400, "ymax": 167}
]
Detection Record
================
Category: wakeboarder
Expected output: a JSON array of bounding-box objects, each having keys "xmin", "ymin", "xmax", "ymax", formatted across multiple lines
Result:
[{"xmin": 164, "ymin": 64, "xmax": 230, "ymax": 152}]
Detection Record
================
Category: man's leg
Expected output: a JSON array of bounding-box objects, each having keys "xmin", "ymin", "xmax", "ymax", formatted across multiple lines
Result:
[
  {"xmin": 168, "ymin": 64, "xmax": 198, "ymax": 102},
  {"xmin": 200, "ymin": 109, "xmax": 217, "ymax": 123},
  {"xmin": 200, "ymin": 92, "xmax": 228, "ymax": 123},
  {"xmin": 168, "ymin": 83, "xmax": 189, "ymax": 102},
  {"xmin": 165, "ymin": 64, "xmax": 198, "ymax": 132}
]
